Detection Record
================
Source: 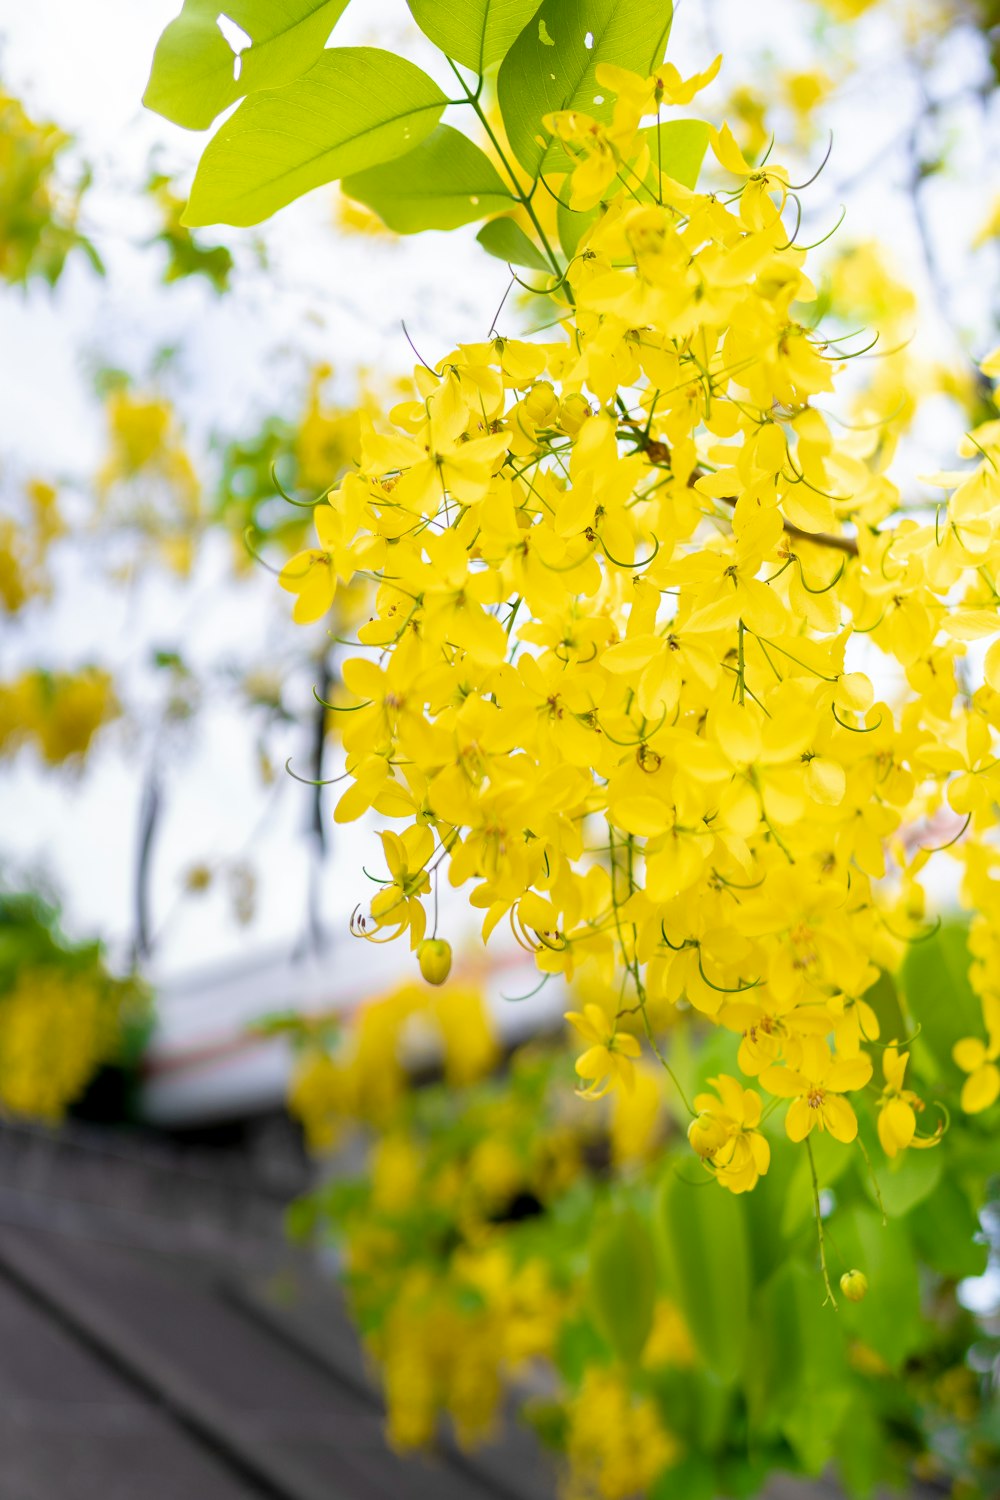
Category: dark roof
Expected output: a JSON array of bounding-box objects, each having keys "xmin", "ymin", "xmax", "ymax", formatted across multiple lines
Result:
[
  {"xmin": 0, "ymin": 1119, "xmax": 946, "ymax": 1500},
  {"xmin": 0, "ymin": 1118, "xmax": 555, "ymax": 1500}
]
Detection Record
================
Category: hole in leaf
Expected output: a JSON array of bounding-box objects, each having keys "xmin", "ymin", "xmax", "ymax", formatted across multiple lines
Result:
[
  {"xmin": 216, "ymin": 13, "xmax": 252, "ymax": 51},
  {"xmin": 216, "ymin": 13, "xmax": 251, "ymax": 80},
  {"xmin": 584, "ymin": 31, "xmax": 594, "ymax": 48},
  {"xmin": 593, "ymin": 94, "xmax": 604, "ymax": 104}
]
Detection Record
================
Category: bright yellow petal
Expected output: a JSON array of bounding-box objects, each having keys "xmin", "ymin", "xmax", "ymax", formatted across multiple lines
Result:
[
  {"xmin": 961, "ymin": 1063, "xmax": 1000, "ymax": 1113},
  {"xmin": 821, "ymin": 1094, "xmax": 858, "ymax": 1143},
  {"xmin": 877, "ymin": 1097, "xmax": 915, "ymax": 1157},
  {"xmin": 953, "ymin": 1036, "xmax": 987, "ymax": 1072},
  {"xmin": 760, "ymin": 1064, "xmax": 809, "ymax": 1098},
  {"xmin": 825, "ymin": 1053, "xmax": 873, "ymax": 1093},
  {"xmin": 785, "ymin": 1096, "xmax": 813, "ymax": 1142}
]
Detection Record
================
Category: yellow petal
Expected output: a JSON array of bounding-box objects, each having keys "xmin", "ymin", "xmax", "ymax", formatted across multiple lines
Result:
[
  {"xmin": 761, "ymin": 1064, "xmax": 809, "ymax": 1098},
  {"xmin": 712, "ymin": 122, "xmax": 751, "ymax": 176},
  {"xmin": 785, "ymin": 1096, "xmax": 813, "ymax": 1142},
  {"xmin": 877, "ymin": 1097, "xmax": 915, "ymax": 1157},
  {"xmin": 961, "ymin": 1063, "xmax": 1000, "ymax": 1113},
  {"xmin": 953, "ymin": 1036, "xmax": 987, "ymax": 1072},
  {"xmin": 821, "ymin": 1094, "xmax": 858, "ymax": 1143}
]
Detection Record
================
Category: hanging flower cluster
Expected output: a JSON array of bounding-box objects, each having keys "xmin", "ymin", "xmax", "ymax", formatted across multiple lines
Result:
[
  {"xmin": 279, "ymin": 60, "xmax": 1000, "ymax": 1219},
  {"xmin": 0, "ymin": 665, "xmax": 118, "ymax": 765}
]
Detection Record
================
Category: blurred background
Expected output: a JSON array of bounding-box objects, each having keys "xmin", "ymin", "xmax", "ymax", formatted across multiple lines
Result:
[{"xmin": 0, "ymin": 1, "xmax": 998, "ymax": 1497}]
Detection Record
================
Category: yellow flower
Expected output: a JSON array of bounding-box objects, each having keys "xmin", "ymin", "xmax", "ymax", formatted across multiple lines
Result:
[
  {"xmin": 953, "ymin": 1014, "xmax": 1000, "ymax": 1114},
  {"xmin": 364, "ymin": 825, "xmax": 435, "ymax": 948},
  {"xmin": 876, "ymin": 1041, "xmax": 938, "ymax": 1156},
  {"xmin": 761, "ymin": 1038, "xmax": 872, "ymax": 1143},
  {"xmin": 565, "ymin": 1004, "xmax": 641, "ymax": 1100},
  {"xmin": 278, "ymin": 502, "xmax": 341, "ymax": 624},
  {"xmin": 688, "ymin": 1074, "xmax": 771, "ymax": 1193}
]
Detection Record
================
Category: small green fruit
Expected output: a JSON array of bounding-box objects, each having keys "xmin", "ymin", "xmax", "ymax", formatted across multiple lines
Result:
[{"xmin": 840, "ymin": 1269, "xmax": 868, "ymax": 1303}]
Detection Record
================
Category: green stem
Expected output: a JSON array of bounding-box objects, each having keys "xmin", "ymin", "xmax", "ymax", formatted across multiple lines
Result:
[
  {"xmin": 737, "ymin": 618, "xmax": 746, "ymax": 706},
  {"xmin": 449, "ymin": 60, "xmax": 566, "ymax": 290},
  {"xmin": 806, "ymin": 1135, "xmax": 838, "ymax": 1309},
  {"xmin": 856, "ymin": 1135, "xmax": 887, "ymax": 1225}
]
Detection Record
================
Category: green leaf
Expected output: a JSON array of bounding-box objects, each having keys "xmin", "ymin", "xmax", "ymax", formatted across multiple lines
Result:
[
  {"xmin": 748, "ymin": 1261, "xmax": 849, "ymax": 1473},
  {"xmin": 144, "ymin": 0, "xmax": 351, "ymax": 131},
  {"xmin": 343, "ymin": 126, "xmax": 513, "ymax": 233},
  {"xmin": 650, "ymin": 1454, "xmax": 716, "ymax": 1500},
  {"xmin": 779, "ymin": 1127, "xmax": 851, "ymax": 1239},
  {"xmin": 909, "ymin": 1175, "xmax": 988, "ymax": 1280},
  {"xmin": 835, "ymin": 1204, "xmax": 923, "ymax": 1369},
  {"xmin": 497, "ymin": 0, "xmax": 674, "ymax": 179},
  {"xmin": 587, "ymin": 1207, "xmax": 657, "ymax": 1364},
  {"xmin": 556, "ymin": 197, "xmax": 597, "ymax": 259},
  {"xmin": 861, "ymin": 967, "xmax": 907, "ymax": 1045},
  {"xmin": 858, "ymin": 1110, "xmax": 942, "ymax": 1218},
  {"xmin": 899, "ymin": 919, "xmax": 981, "ymax": 1079},
  {"xmin": 407, "ymin": 0, "xmax": 544, "ymax": 73},
  {"xmin": 477, "ymin": 215, "xmax": 551, "ymax": 270},
  {"xmin": 183, "ymin": 49, "xmax": 447, "ymax": 227},
  {"xmin": 656, "ymin": 1166, "xmax": 749, "ymax": 1383},
  {"xmin": 638, "ymin": 118, "xmax": 711, "ymax": 190}
]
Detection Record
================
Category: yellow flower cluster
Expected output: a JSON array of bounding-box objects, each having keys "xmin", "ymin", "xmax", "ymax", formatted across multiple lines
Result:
[
  {"xmin": 0, "ymin": 967, "xmax": 120, "ymax": 1121},
  {"xmin": 288, "ymin": 977, "xmax": 497, "ymax": 1151},
  {"xmin": 0, "ymin": 666, "xmax": 118, "ymax": 765},
  {"xmin": 0, "ymin": 480, "xmax": 63, "ymax": 615},
  {"xmin": 288, "ymin": 975, "xmax": 699, "ymax": 1481},
  {"xmin": 281, "ymin": 60, "xmax": 1000, "ymax": 1199},
  {"xmin": 564, "ymin": 1368, "xmax": 679, "ymax": 1500},
  {"xmin": 372, "ymin": 1251, "xmax": 559, "ymax": 1450},
  {"xmin": 98, "ymin": 389, "xmax": 200, "ymax": 575},
  {"xmin": 0, "ymin": 89, "xmax": 93, "ymax": 286}
]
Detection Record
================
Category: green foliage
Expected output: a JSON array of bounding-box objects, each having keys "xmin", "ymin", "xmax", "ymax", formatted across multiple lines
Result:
[
  {"xmin": 0, "ymin": 89, "xmax": 102, "ymax": 287},
  {"xmin": 496, "ymin": 0, "xmax": 674, "ymax": 178},
  {"xmin": 342, "ymin": 126, "xmax": 513, "ymax": 234},
  {"xmin": 0, "ymin": 890, "xmax": 99, "ymax": 986},
  {"xmin": 146, "ymin": 0, "xmax": 711, "ymax": 290},
  {"xmin": 293, "ymin": 995, "xmax": 998, "ymax": 1497},
  {"xmin": 749, "ymin": 1259, "xmax": 849, "ymax": 1472},
  {"xmin": 858, "ymin": 1111, "xmax": 942, "ymax": 1217},
  {"xmin": 587, "ymin": 1207, "xmax": 657, "ymax": 1363},
  {"xmin": 146, "ymin": 172, "xmax": 234, "ymax": 290},
  {"xmin": 911, "ymin": 1174, "xmax": 988, "ymax": 1279},
  {"xmin": 656, "ymin": 1163, "xmax": 750, "ymax": 1383},
  {"xmin": 476, "ymin": 215, "xmax": 552, "ymax": 270},
  {"xmin": 406, "ymin": 0, "xmax": 543, "ymax": 73},
  {"xmin": 143, "ymin": 0, "xmax": 351, "ymax": 130},
  {"xmin": 638, "ymin": 118, "xmax": 711, "ymax": 190},
  {"xmin": 836, "ymin": 1204, "xmax": 924, "ymax": 1369},
  {"xmin": 901, "ymin": 921, "xmax": 982, "ymax": 1080},
  {"xmin": 183, "ymin": 49, "xmax": 448, "ymax": 227}
]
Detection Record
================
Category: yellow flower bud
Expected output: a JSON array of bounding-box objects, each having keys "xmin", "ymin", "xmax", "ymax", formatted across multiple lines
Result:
[
  {"xmin": 417, "ymin": 938, "xmax": 452, "ymax": 986},
  {"xmin": 687, "ymin": 1109, "xmax": 730, "ymax": 1158},
  {"xmin": 840, "ymin": 1269, "xmax": 868, "ymax": 1302},
  {"xmin": 522, "ymin": 381, "xmax": 558, "ymax": 427},
  {"xmin": 557, "ymin": 393, "xmax": 591, "ymax": 436}
]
